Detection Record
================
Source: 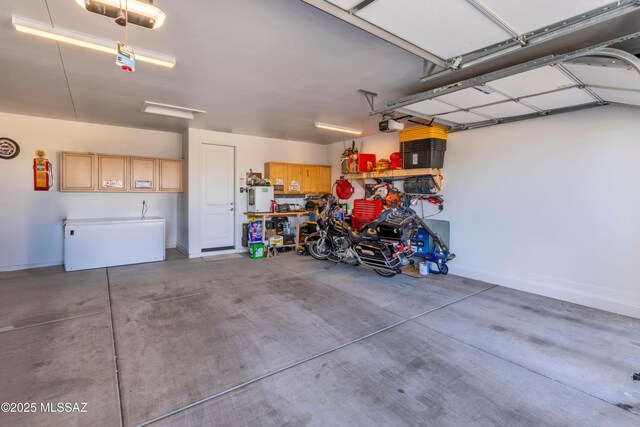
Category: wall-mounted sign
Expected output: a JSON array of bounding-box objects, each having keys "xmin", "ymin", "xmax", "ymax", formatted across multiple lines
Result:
[
  {"xmin": 0, "ymin": 137, "xmax": 20, "ymax": 159},
  {"xmin": 135, "ymin": 180, "xmax": 153, "ymax": 189},
  {"xmin": 103, "ymin": 180, "xmax": 123, "ymax": 188}
]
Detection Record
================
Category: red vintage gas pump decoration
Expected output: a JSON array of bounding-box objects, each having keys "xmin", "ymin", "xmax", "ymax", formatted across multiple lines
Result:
[{"xmin": 33, "ymin": 149, "xmax": 53, "ymax": 191}]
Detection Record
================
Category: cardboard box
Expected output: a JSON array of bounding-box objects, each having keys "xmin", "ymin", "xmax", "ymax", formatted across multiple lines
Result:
[{"xmin": 269, "ymin": 236, "xmax": 284, "ymax": 247}]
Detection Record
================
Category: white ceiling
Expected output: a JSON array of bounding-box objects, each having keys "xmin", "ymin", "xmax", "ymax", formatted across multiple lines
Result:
[
  {"xmin": 2, "ymin": 0, "xmax": 638, "ymax": 143},
  {"xmin": 0, "ymin": 0, "xmax": 429, "ymax": 144}
]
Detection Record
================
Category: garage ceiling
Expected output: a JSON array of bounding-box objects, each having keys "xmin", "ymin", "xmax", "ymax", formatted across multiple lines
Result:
[
  {"xmin": 1, "ymin": 0, "xmax": 639, "ymax": 143},
  {"xmin": 1, "ymin": 0, "xmax": 430, "ymax": 143}
]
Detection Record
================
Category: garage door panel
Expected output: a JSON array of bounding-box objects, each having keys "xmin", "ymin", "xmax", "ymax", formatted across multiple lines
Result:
[
  {"xmin": 435, "ymin": 87, "xmax": 509, "ymax": 109},
  {"xmin": 487, "ymin": 66, "xmax": 575, "ymax": 98},
  {"xmin": 404, "ymin": 99, "xmax": 459, "ymax": 117},
  {"xmin": 564, "ymin": 63, "xmax": 640, "ymax": 91},
  {"xmin": 472, "ymin": 101, "xmax": 538, "ymax": 118},
  {"xmin": 522, "ymin": 87, "xmax": 596, "ymax": 111},
  {"xmin": 593, "ymin": 87, "xmax": 640, "ymax": 106},
  {"xmin": 437, "ymin": 110, "xmax": 491, "ymax": 124},
  {"xmin": 478, "ymin": 0, "xmax": 614, "ymax": 34},
  {"xmin": 356, "ymin": 0, "xmax": 512, "ymax": 59}
]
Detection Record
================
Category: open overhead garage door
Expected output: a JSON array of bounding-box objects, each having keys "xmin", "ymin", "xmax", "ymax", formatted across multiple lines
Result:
[
  {"xmin": 379, "ymin": 47, "xmax": 640, "ymax": 131},
  {"xmin": 306, "ymin": 0, "xmax": 640, "ymax": 81}
]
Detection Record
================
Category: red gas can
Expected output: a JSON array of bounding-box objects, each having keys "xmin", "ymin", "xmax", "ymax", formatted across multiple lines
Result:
[{"xmin": 358, "ymin": 154, "xmax": 376, "ymax": 172}]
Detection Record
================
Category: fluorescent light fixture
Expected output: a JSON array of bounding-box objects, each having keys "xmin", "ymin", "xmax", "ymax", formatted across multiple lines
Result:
[
  {"xmin": 315, "ymin": 122, "xmax": 362, "ymax": 135},
  {"xmin": 75, "ymin": 0, "xmax": 166, "ymax": 29},
  {"xmin": 12, "ymin": 17, "xmax": 175, "ymax": 68},
  {"xmin": 142, "ymin": 101, "xmax": 206, "ymax": 119}
]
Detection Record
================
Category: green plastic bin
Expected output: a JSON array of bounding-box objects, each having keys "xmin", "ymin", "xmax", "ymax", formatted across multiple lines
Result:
[{"xmin": 249, "ymin": 243, "xmax": 265, "ymax": 259}]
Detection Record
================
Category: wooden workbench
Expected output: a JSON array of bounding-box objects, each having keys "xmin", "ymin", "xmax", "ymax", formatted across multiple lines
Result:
[{"xmin": 244, "ymin": 211, "xmax": 310, "ymax": 252}]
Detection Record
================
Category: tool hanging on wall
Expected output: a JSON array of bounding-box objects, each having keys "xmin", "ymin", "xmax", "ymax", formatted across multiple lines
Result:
[
  {"xmin": 334, "ymin": 179, "xmax": 354, "ymax": 200},
  {"xmin": 115, "ymin": 1, "xmax": 136, "ymax": 72}
]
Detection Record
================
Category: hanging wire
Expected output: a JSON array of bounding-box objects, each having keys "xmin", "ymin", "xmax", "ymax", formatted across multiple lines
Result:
[{"xmin": 125, "ymin": 0, "xmax": 128, "ymax": 45}]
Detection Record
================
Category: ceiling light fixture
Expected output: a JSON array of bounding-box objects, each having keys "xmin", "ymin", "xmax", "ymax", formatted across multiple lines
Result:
[
  {"xmin": 74, "ymin": 0, "xmax": 166, "ymax": 29},
  {"xmin": 142, "ymin": 101, "xmax": 206, "ymax": 119},
  {"xmin": 314, "ymin": 122, "xmax": 362, "ymax": 135},
  {"xmin": 12, "ymin": 17, "xmax": 175, "ymax": 68}
]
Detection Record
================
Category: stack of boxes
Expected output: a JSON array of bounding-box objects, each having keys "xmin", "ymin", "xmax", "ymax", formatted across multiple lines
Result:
[
  {"xmin": 248, "ymin": 221, "xmax": 264, "ymax": 259},
  {"xmin": 399, "ymin": 126, "xmax": 447, "ymax": 169}
]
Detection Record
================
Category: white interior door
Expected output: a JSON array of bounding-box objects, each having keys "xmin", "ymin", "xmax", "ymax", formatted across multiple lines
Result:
[{"xmin": 200, "ymin": 144, "xmax": 235, "ymax": 250}]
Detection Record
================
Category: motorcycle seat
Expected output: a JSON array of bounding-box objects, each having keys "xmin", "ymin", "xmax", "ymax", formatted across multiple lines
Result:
[
  {"xmin": 347, "ymin": 228, "xmax": 363, "ymax": 243},
  {"xmin": 360, "ymin": 226, "xmax": 378, "ymax": 240}
]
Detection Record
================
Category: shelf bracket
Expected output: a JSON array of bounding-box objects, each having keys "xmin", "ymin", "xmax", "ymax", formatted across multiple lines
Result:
[{"xmin": 359, "ymin": 89, "xmax": 378, "ymax": 113}]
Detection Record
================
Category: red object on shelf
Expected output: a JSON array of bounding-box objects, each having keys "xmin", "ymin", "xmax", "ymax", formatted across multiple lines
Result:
[
  {"xmin": 358, "ymin": 154, "xmax": 377, "ymax": 172},
  {"xmin": 352, "ymin": 199, "xmax": 383, "ymax": 230},
  {"xmin": 389, "ymin": 152, "xmax": 402, "ymax": 170}
]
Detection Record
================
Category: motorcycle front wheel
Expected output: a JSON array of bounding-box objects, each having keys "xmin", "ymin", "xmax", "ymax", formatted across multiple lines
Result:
[
  {"xmin": 309, "ymin": 238, "xmax": 330, "ymax": 260},
  {"xmin": 373, "ymin": 268, "xmax": 397, "ymax": 277}
]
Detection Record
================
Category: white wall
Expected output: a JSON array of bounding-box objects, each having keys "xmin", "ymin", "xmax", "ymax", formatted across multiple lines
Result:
[
  {"xmin": 328, "ymin": 106, "xmax": 640, "ymax": 317},
  {"xmin": 444, "ymin": 106, "xmax": 640, "ymax": 318},
  {"xmin": 178, "ymin": 129, "xmax": 329, "ymax": 256},
  {"xmin": 0, "ymin": 112, "xmax": 182, "ymax": 271}
]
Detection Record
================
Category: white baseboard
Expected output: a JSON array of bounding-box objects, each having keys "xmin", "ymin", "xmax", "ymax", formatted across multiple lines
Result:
[
  {"xmin": 451, "ymin": 263, "xmax": 640, "ymax": 319},
  {"xmin": 0, "ymin": 261, "xmax": 63, "ymax": 271},
  {"xmin": 2, "ymin": 245, "xmax": 178, "ymax": 272},
  {"xmin": 180, "ymin": 246, "xmax": 248, "ymax": 259},
  {"xmin": 0, "ymin": 261, "xmax": 63, "ymax": 272}
]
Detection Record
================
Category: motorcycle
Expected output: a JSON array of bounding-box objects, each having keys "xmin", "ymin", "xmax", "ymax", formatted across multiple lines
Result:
[{"xmin": 307, "ymin": 195, "xmax": 455, "ymax": 277}]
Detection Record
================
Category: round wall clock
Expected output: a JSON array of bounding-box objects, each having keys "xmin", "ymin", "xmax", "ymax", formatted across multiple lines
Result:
[{"xmin": 0, "ymin": 137, "xmax": 20, "ymax": 159}]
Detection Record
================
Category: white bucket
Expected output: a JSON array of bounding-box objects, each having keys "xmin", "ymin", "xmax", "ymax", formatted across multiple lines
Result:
[{"xmin": 419, "ymin": 261, "xmax": 429, "ymax": 276}]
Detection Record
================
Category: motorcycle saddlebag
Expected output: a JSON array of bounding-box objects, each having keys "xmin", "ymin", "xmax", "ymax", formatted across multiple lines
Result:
[
  {"xmin": 354, "ymin": 241, "xmax": 391, "ymax": 262},
  {"xmin": 376, "ymin": 215, "xmax": 414, "ymax": 242}
]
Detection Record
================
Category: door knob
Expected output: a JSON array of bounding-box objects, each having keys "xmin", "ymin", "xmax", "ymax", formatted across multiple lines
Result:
[{"xmin": 229, "ymin": 208, "xmax": 234, "ymax": 211}]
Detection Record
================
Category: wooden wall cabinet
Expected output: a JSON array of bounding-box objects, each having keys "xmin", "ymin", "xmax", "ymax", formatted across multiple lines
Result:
[
  {"xmin": 265, "ymin": 162, "xmax": 331, "ymax": 195},
  {"xmin": 317, "ymin": 166, "xmax": 332, "ymax": 193},
  {"xmin": 264, "ymin": 162, "xmax": 287, "ymax": 194},
  {"xmin": 130, "ymin": 157, "xmax": 157, "ymax": 192},
  {"xmin": 159, "ymin": 159, "xmax": 184, "ymax": 192},
  {"xmin": 60, "ymin": 152, "xmax": 96, "ymax": 192},
  {"xmin": 60, "ymin": 151, "xmax": 183, "ymax": 193},
  {"xmin": 302, "ymin": 165, "xmax": 318, "ymax": 194},
  {"xmin": 286, "ymin": 164, "xmax": 304, "ymax": 194},
  {"xmin": 98, "ymin": 155, "xmax": 127, "ymax": 191}
]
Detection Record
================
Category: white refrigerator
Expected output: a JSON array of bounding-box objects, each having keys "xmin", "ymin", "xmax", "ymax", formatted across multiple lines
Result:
[{"xmin": 247, "ymin": 186, "xmax": 274, "ymax": 212}]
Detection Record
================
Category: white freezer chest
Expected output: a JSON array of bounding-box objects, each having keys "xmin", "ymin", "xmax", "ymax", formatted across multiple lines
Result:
[{"xmin": 64, "ymin": 217, "xmax": 165, "ymax": 271}]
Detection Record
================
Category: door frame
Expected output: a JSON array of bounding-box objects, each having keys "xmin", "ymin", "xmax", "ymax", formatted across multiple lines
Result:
[{"xmin": 198, "ymin": 142, "xmax": 236, "ymax": 253}]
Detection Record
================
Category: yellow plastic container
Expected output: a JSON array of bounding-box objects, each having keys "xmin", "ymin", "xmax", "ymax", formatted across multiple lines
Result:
[{"xmin": 399, "ymin": 126, "xmax": 447, "ymax": 142}]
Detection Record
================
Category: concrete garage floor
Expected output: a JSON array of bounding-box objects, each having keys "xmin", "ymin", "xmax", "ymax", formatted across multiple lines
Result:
[{"xmin": 0, "ymin": 250, "xmax": 639, "ymax": 426}]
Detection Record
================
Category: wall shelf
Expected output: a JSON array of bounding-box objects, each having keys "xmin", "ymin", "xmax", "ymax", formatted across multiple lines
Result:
[
  {"xmin": 342, "ymin": 167, "xmax": 441, "ymax": 180},
  {"xmin": 342, "ymin": 168, "xmax": 443, "ymax": 191}
]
